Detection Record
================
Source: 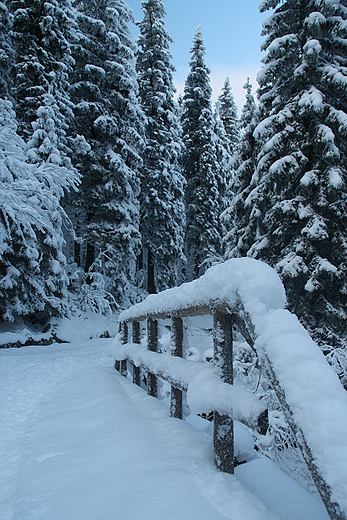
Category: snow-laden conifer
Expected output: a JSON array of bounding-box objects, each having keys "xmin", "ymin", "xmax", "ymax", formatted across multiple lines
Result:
[
  {"xmin": 8, "ymin": 0, "xmax": 82, "ymax": 315},
  {"xmin": 0, "ymin": 1, "xmax": 13, "ymax": 100},
  {"xmin": 213, "ymin": 102, "xmax": 233, "ymax": 236},
  {"xmin": 223, "ymin": 78, "xmax": 259, "ymax": 259},
  {"xmin": 0, "ymin": 100, "xmax": 75, "ymax": 322},
  {"xmin": 69, "ymin": 0, "xmax": 145, "ymax": 305},
  {"xmin": 181, "ymin": 26, "xmax": 222, "ymax": 280},
  {"xmin": 227, "ymin": 0, "xmax": 347, "ymax": 385},
  {"xmin": 136, "ymin": 0, "xmax": 186, "ymax": 293},
  {"xmin": 9, "ymin": 0, "xmax": 76, "ymax": 149},
  {"xmin": 218, "ymin": 77, "xmax": 240, "ymax": 155}
]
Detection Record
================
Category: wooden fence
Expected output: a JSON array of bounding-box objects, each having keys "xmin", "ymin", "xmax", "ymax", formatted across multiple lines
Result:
[{"xmin": 116, "ymin": 300, "xmax": 344, "ymax": 520}]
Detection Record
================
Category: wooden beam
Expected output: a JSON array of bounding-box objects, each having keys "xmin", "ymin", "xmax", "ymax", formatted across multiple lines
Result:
[
  {"xmin": 121, "ymin": 322, "xmax": 128, "ymax": 377},
  {"xmin": 132, "ymin": 321, "xmax": 141, "ymax": 387},
  {"xmin": 213, "ymin": 307, "xmax": 234, "ymax": 474},
  {"xmin": 170, "ymin": 317, "xmax": 183, "ymax": 419},
  {"xmin": 147, "ymin": 318, "xmax": 158, "ymax": 397}
]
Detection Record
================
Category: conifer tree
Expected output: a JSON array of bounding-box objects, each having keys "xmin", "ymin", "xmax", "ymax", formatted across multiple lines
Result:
[
  {"xmin": 218, "ymin": 77, "xmax": 240, "ymax": 155},
  {"xmin": 136, "ymin": 0, "xmax": 185, "ymax": 293},
  {"xmin": 9, "ymin": 0, "xmax": 76, "ymax": 151},
  {"xmin": 223, "ymin": 78, "xmax": 259, "ymax": 258},
  {"xmin": 213, "ymin": 101, "xmax": 232, "ymax": 232},
  {"xmin": 0, "ymin": 1, "xmax": 13, "ymax": 100},
  {"xmin": 181, "ymin": 26, "xmax": 222, "ymax": 280},
  {"xmin": 226, "ymin": 0, "xmax": 347, "ymax": 385},
  {"xmin": 69, "ymin": 0, "xmax": 145, "ymax": 305},
  {"xmin": 0, "ymin": 100, "xmax": 76, "ymax": 322},
  {"xmin": 6, "ymin": 1, "xmax": 81, "ymax": 319}
]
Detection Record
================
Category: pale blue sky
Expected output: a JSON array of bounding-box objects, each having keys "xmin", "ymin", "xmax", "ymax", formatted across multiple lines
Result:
[{"xmin": 126, "ymin": 0, "xmax": 267, "ymax": 113}]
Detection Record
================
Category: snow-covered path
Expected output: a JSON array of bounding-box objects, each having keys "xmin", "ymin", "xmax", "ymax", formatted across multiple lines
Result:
[
  {"xmin": 0, "ymin": 340, "xmax": 111, "ymax": 519},
  {"xmin": 0, "ymin": 329, "xmax": 329, "ymax": 520}
]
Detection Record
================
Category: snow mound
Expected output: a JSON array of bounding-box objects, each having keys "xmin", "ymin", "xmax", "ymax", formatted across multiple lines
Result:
[{"xmin": 119, "ymin": 258, "xmax": 286, "ymax": 322}]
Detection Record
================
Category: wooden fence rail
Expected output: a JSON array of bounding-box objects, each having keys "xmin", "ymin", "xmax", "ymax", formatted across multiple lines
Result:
[{"xmin": 116, "ymin": 302, "xmax": 268, "ymax": 476}]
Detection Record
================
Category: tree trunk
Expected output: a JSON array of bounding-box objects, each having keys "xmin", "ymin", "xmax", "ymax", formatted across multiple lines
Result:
[
  {"xmin": 85, "ymin": 241, "xmax": 95, "ymax": 274},
  {"xmin": 147, "ymin": 249, "xmax": 156, "ymax": 294}
]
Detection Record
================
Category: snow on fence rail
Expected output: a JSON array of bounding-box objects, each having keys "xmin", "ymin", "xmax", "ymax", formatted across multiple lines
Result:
[{"xmin": 111, "ymin": 258, "xmax": 347, "ymax": 520}]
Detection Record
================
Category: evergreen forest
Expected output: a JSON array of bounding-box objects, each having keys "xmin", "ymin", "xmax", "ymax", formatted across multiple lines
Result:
[{"xmin": 1, "ymin": 0, "xmax": 347, "ymax": 390}]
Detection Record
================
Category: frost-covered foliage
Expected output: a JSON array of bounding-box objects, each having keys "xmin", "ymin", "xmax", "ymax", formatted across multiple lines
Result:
[
  {"xmin": 27, "ymin": 100, "xmax": 71, "ymax": 170},
  {"xmin": 69, "ymin": 0, "xmax": 145, "ymax": 305},
  {"xmin": 0, "ymin": 1, "xmax": 13, "ymax": 100},
  {"xmin": 213, "ymin": 78, "xmax": 239, "ymax": 220},
  {"xmin": 182, "ymin": 27, "xmax": 223, "ymax": 280},
  {"xmin": 8, "ymin": 0, "xmax": 82, "ymax": 318},
  {"xmin": 223, "ymin": 78, "xmax": 259, "ymax": 258},
  {"xmin": 69, "ymin": 266, "xmax": 115, "ymax": 316},
  {"xmin": 217, "ymin": 77, "xmax": 240, "ymax": 155},
  {"xmin": 9, "ymin": 0, "xmax": 76, "ymax": 152},
  {"xmin": 136, "ymin": 0, "xmax": 186, "ymax": 293},
  {"xmin": 225, "ymin": 1, "xmax": 347, "ymax": 378},
  {"xmin": 213, "ymin": 102, "xmax": 233, "ymax": 227},
  {"xmin": 0, "ymin": 100, "xmax": 75, "ymax": 322},
  {"xmin": 8, "ymin": 0, "xmax": 80, "ymax": 301}
]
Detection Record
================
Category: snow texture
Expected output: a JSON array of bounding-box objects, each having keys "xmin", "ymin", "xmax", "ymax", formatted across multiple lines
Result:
[{"xmin": 0, "ymin": 312, "xmax": 329, "ymax": 520}]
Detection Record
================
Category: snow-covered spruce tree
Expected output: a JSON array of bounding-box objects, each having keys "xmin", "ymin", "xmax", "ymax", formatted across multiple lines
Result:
[
  {"xmin": 0, "ymin": 1, "xmax": 13, "ymax": 100},
  {"xmin": 136, "ymin": 0, "xmax": 186, "ymax": 293},
  {"xmin": 181, "ymin": 26, "xmax": 222, "ymax": 281},
  {"xmin": 9, "ymin": 0, "xmax": 86, "ymax": 281},
  {"xmin": 226, "ymin": 0, "xmax": 347, "ymax": 385},
  {"xmin": 69, "ymin": 0, "xmax": 144, "ymax": 305},
  {"xmin": 27, "ymin": 100, "xmax": 68, "ymax": 167},
  {"xmin": 213, "ymin": 101, "xmax": 233, "ymax": 232},
  {"xmin": 26, "ymin": 101, "xmax": 81, "ymax": 316},
  {"xmin": 218, "ymin": 77, "xmax": 240, "ymax": 155},
  {"xmin": 223, "ymin": 77, "xmax": 259, "ymax": 259},
  {"xmin": 0, "ymin": 99, "xmax": 76, "ymax": 322},
  {"xmin": 7, "ymin": 0, "xmax": 81, "ymax": 320},
  {"xmin": 9, "ymin": 0, "xmax": 76, "ymax": 151}
]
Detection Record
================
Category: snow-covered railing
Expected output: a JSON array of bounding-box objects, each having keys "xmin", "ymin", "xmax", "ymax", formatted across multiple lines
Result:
[
  {"xmin": 111, "ymin": 259, "xmax": 347, "ymax": 520},
  {"xmin": 113, "ymin": 302, "xmax": 268, "ymax": 475}
]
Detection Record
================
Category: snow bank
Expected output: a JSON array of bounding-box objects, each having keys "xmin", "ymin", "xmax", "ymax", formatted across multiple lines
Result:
[
  {"xmin": 255, "ymin": 309, "xmax": 347, "ymax": 515},
  {"xmin": 0, "ymin": 312, "xmax": 119, "ymax": 348},
  {"xmin": 0, "ymin": 327, "xmax": 51, "ymax": 347},
  {"xmin": 236, "ymin": 457, "xmax": 329, "ymax": 520},
  {"xmin": 117, "ymin": 257, "xmax": 347, "ymax": 515}
]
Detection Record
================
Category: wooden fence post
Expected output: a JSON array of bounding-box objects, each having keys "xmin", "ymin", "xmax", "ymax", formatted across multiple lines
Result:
[
  {"xmin": 115, "ymin": 322, "xmax": 122, "ymax": 372},
  {"xmin": 121, "ymin": 321, "xmax": 128, "ymax": 377},
  {"xmin": 147, "ymin": 318, "xmax": 158, "ymax": 397},
  {"xmin": 170, "ymin": 317, "xmax": 183, "ymax": 419},
  {"xmin": 132, "ymin": 320, "xmax": 141, "ymax": 386},
  {"xmin": 213, "ymin": 307, "xmax": 234, "ymax": 474}
]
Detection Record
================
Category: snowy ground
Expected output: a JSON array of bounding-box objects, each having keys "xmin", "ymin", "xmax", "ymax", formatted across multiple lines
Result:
[{"xmin": 0, "ymin": 314, "xmax": 330, "ymax": 520}]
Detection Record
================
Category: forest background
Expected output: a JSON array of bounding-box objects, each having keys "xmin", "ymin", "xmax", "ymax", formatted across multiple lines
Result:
[{"xmin": 1, "ymin": 0, "xmax": 347, "ymax": 390}]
